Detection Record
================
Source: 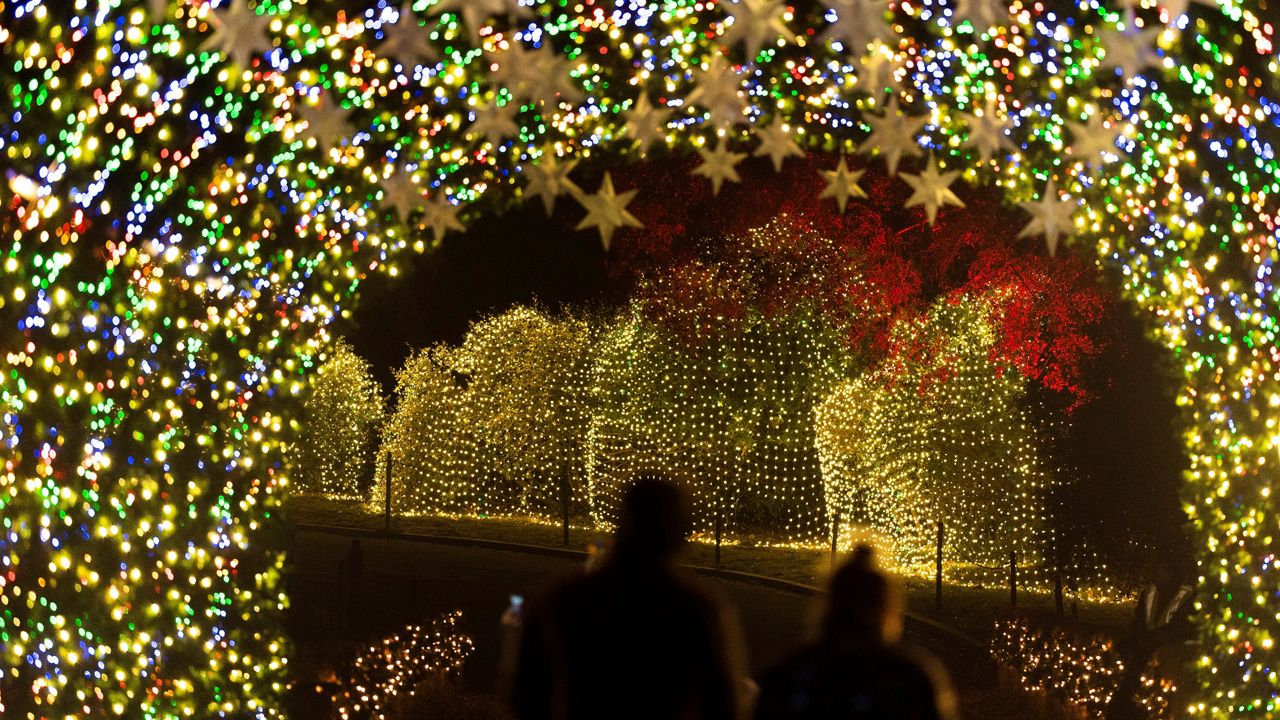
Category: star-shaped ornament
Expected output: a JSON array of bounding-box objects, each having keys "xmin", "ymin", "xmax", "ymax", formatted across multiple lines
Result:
[
  {"xmin": 419, "ymin": 193, "xmax": 465, "ymax": 244},
  {"xmin": 820, "ymin": 0, "xmax": 894, "ymax": 54},
  {"xmin": 575, "ymin": 173, "xmax": 642, "ymax": 251},
  {"xmin": 296, "ymin": 91, "xmax": 353, "ymax": 156},
  {"xmin": 523, "ymin": 147, "xmax": 581, "ymax": 215},
  {"xmin": 429, "ymin": 0, "xmax": 531, "ymax": 45},
  {"xmin": 1097, "ymin": 14, "xmax": 1161, "ymax": 80},
  {"xmin": 625, "ymin": 95, "xmax": 671, "ymax": 154},
  {"xmin": 723, "ymin": 0, "xmax": 792, "ymax": 58},
  {"xmin": 693, "ymin": 139, "xmax": 748, "ymax": 195},
  {"xmin": 379, "ymin": 168, "xmax": 424, "ymax": 222},
  {"xmin": 688, "ymin": 55, "xmax": 748, "ymax": 130},
  {"xmin": 858, "ymin": 97, "xmax": 927, "ymax": 176},
  {"xmin": 961, "ymin": 100, "xmax": 1013, "ymax": 163},
  {"xmin": 1018, "ymin": 179, "xmax": 1078, "ymax": 256},
  {"xmin": 202, "ymin": 0, "xmax": 273, "ymax": 69},
  {"xmin": 819, "ymin": 156, "xmax": 868, "ymax": 213},
  {"xmin": 953, "ymin": 0, "xmax": 1009, "ymax": 33},
  {"xmin": 854, "ymin": 42, "xmax": 904, "ymax": 97},
  {"xmin": 752, "ymin": 122, "xmax": 804, "ymax": 171},
  {"xmin": 377, "ymin": 2, "xmax": 436, "ymax": 70},
  {"xmin": 1158, "ymin": 0, "xmax": 1218, "ymax": 25},
  {"xmin": 467, "ymin": 102, "xmax": 519, "ymax": 149},
  {"xmin": 900, "ymin": 156, "xmax": 965, "ymax": 226},
  {"xmin": 488, "ymin": 43, "xmax": 584, "ymax": 109},
  {"xmin": 1067, "ymin": 114, "xmax": 1123, "ymax": 167}
]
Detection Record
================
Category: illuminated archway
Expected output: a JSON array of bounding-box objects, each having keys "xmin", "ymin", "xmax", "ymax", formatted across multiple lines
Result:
[{"xmin": 1, "ymin": 1, "xmax": 1275, "ymax": 716}]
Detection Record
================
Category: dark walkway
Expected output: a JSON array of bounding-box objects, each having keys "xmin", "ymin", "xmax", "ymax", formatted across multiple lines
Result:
[{"xmin": 287, "ymin": 530, "xmax": 1030, "ymax": 718}]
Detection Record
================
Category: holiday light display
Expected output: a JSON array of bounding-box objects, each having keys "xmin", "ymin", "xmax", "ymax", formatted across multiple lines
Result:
[
  {"xmin": 815, "ymin": 293, "xmax": 1057, "ymax": 580},
  {"xmin": 991, "ymin": 615, "xmax": 1180, "ymax": 718},
  {"xmin": 333, "ymin": 611, "xmax": 474, "ymax": 720},
  {"xmin": 371, "ymin": 307, "xmax": 597, "ymax": 519},
  {"xmin": 1, "ymin": 0, "xmax": 1276, "ymax": 715},
  {"xmin": 291, "ymin": 339, "xmax": 384, "ymax": 497}
]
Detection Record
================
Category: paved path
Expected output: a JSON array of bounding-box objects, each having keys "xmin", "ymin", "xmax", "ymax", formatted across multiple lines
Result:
[{"xmin": 288, "ymin": 530, "xmax": 1029, "ymax": 718}]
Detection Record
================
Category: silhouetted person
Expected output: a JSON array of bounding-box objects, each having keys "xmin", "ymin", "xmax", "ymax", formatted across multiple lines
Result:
[
  {"xmin": 509, "ymin": 476, "xmax": 746, "ymax": 720},
  {"xmin": 754, "ymin": 545, "xmax": 958, "ymax": 720}
]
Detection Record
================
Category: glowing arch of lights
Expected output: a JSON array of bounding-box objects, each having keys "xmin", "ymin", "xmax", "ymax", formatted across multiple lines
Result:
[{"xmin": 0, "ymin": 0, "xmax": 1275, "ymax": 716}]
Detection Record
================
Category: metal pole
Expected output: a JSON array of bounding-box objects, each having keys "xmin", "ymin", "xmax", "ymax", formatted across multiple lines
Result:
[
  {"xmin": 560, "ymin": 474, "xmax": 570, "ymax": 547},
  {"xmin": 935, "ymin": 521, "xmax": 944, "ymax": 612},
  {"xmin": 1009, "ymin": 550, "xmax": 1018, "ymax": 607},
  {"xmin": 383, "ymin": 452, "xmax": 392, "ymax": 535},
  {"xmin": 830, "ymin": 513, "xmax": 840, "ymax": 560},
  {"xmin": 714, "ymin": 509, "xmax": 723, "ymax": 567}
]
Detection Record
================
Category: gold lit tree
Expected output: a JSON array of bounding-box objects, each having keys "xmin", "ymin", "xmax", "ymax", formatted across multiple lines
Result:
[
  {"xmin": 290, "ymin": 339, "xmax": 384, "ymax": 497},
  {"xmin": 817, "ymin": 293, "xmax": 1056, "ymax": 581}
]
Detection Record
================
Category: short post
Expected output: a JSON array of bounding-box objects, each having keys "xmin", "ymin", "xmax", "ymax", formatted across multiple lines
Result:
[
  {"xmin": 383, "ymin": 452, "xmax": 392, "ymax": 535},
  {"xmin": 935, "ymin": 521, "xmax": 944, "ymax": 612},
  {"xmin": 1009, "ymin": 550, "xmax": 1018, "ymax": 607},
  {"xmin": 1054, "ymin": 569, "xmax": 1065, "ymax": 618},
  {"xmin": 830, "ymin": 513, "xmax": 840, "ymax": 560},
  {"xmin": 560, "ymin": 474, "xmax": 570, "ymax": 547},
  {"xmin": 714, "ymin": 509, "xmax": 723, "ymax": 567}
]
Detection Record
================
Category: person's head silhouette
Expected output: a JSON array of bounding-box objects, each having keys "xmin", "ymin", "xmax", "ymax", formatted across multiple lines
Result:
[
  {"xmin": 612, "ymin": 475, "xmax": 691, "ymax": 565},
  {"xmin": 822, "ymin": 544, "xmax": 903, "ymax": 646}
]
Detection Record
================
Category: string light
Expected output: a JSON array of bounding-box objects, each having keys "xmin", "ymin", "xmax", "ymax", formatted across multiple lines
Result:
[
  {"xmin": 291, "ymin": 339, "xmax": 384, "ymax": 497},
  {"xmin": 0, "ymin": 0, "xmax": 1275, "ymax": 714}
]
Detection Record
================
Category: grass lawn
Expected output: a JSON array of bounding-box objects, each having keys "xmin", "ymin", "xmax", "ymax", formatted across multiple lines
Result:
[{"xmin": 283, "ymin": 494, "xmax": 1131, "ymax": 642}]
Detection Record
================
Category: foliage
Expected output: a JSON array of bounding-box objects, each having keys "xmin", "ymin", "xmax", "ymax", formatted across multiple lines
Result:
[
  {"xmin": 371, "ymin": 307, "xmax": 598, "ymax": 518},
  {"xmin": 816, "ymin": 293, "xmax": 1056, "ymax": 578},
  {"xmin": 291, "ymin": 340, "xmax": 384, "ymax": 497}
]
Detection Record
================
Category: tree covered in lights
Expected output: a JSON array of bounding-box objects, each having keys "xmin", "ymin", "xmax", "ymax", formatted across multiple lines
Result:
[
  {"xmin": 371, "ymin": 307, "xmax": 597, "ymax": 519},
  {"xmin": 816, "ymin": 293, "xmax": 1057, "ymax": 580},
  {"xmin": 2, "ymin": 0, "xmax": 1277, "ymax": 714},
  {"xmin": 290, "ymin": 339, "xmax": 384, "ymax": 498},
  {"xmin": 589, "ymin": 217, "xmax": 866, "ymax": 538}
]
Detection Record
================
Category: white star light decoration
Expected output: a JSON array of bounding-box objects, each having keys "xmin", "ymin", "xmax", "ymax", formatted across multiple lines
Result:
[
  {"xmin": 296, "ymin": 91, "xmax": 352, "ymax": 156},
  {"xmin": 419, "ymin": 193, "xmax": 466, "ymax": 244},
  {"xmin": 468, "ymin": 102, "xmax": 519, "ymax": 149},
  {"xmin": 576, "ymin": 173, "xmax": 642, "ymax": 250},
  {"xmin": 961, "ymin": 100, "xmax": 1013, "ymax": 163},
  {"xmin": 723, "ymin": 0, "xmax": 793, "ymax": 58},
  {"xmin": 523, "ymin": 147, "xmax": 581, "ymax": 215},
  {"xmin": 693, "ymin": 139, "xmax": 748, "ymax": 195},
  {"xmin": 625, "ymin": 95, "xmax": 671, "ymax": 154},
  {"xmin": 379, "ymin": 168, "xmax": 423, "ymax": 222},
  {"xmin": 1018, "ymin": 179, "xmax": 1078, "ymax": 256},
  {"xmin": 753, "ymin": 123, "xmax": 805, "ymax": 171},
  {"xmin": 202, "ymin": 0, "xmax": 273, "ymax": 69},
  {"xmin": 688, "ymin": 55, "xmax": 749, "ymax": 129},
  {"xmin": 901, "ymin": 157, "xmax": 965, "ymax": 225},
  {"xmin": 377, "ymin": 2, "xmax": 436, "ymax": 70},
  {"xmin": 820, "ymin": 0, "xmax": 894, "ymax": 54},
  {"xmin": 1067, "ymin": 113, "xmax": 1123, "ymax": 167},
  {"xmin": 1096, "ymin": 18, "xmax": 1162, "ymax": 81},
  {"xmin": 430, "ymin": 0, "xmax": 530, "ymax": 45},
  {"xmin": 819, "ymin": 156, "xmax": 868, "ymax": 213},
  {"xmin": 858, "ymin": 97, "xmax": 927, "ymax": 176},
  {"xmin": 489, "ymin": 43, "xmax": 584, "ymax": 109}
]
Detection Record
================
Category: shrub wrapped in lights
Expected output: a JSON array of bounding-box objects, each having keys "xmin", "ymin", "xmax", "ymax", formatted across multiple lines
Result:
[
  {"xmin": 370, "ymin": 308, "xmax": 596, "ymax": 519},
  {"xmin": 589, "ymin": 218, "xmax": 863, "ymax": 540},
  {"xmin": 816, "ymin": 293, "xmax": 1057, "ymax": 578},
  {"xmin": 291, "ymin": 339, "xmax": 385, "ymax": 498},
  {"xmin": 334, "ymin": 611, "xmax": 474, "ymax": 720},
  {"xmin": 990, "ymin": 615, "xmax": 1180, "ymax": 719}
]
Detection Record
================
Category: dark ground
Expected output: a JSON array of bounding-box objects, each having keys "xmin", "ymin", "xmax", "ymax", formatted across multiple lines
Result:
[{"xmin": 286, "ymin": 530, "xmax": 1035, "ymax": 719}]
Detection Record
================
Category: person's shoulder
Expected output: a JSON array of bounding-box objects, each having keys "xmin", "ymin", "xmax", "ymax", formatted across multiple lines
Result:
[{"xmin": 891, "ymin": 643, "xmax": 955, "ymax": 689}]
